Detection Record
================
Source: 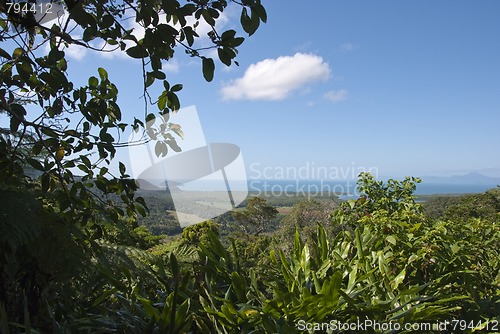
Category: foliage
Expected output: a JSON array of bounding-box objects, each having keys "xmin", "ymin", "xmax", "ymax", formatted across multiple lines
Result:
[
  {"xmin": 278, "ymin": 199, "xmax": 336, "ymax": 251},
  {"xmin": 229, "ymin": 233, "xmax": 274, "ymax": 278},
  {"xmin": 128, "ymin": 225, "xmax": 165, "ymax": 249},
  {"xmin": 0, "ymin": 189, "xmax": 88, "ymax": 331},
  {"xmin": 210, "ymin": 175, "xmax": 499, "ymax": 332},
  {"xmin": 422, "ymin": 195, "xmax": 461, "ymax": 220},
  {"xmin": 0, "ymin": 0, "xmax": 267, "ymax": 331},
  {"xmin": 442, "ymin": 187, "xmax": 500, "ymax": 223},
  {"xmin": 232, "ymin": 196, "xmax": 278, "ymax": 235},
  {"xmin": 136, "ymin": 189, "xmax": 181, "ymax": 235},
  {"xmin": 0, "ymin": 0, "xmax": 267, "ymax": 230},
  {"xmin": 2, "ymin": 172, "xmax": 500, "ymax": 332},
  {"xmin": 179, "ymin": 219, "xmax": 219, "ymax": 246},
  {"xmin": 176, "ymin": 175, "xmax": 500, "ymax": 333}
]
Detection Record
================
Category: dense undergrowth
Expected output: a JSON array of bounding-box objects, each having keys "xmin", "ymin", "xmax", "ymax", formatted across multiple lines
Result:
[{"xmin": 1, "ymin": 173, "xmax": 499, "ymax": 333}]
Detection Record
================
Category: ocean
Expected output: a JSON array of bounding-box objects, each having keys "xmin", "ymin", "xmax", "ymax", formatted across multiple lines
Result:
[
  {"xmin": 159, "ymin": 178, "xmax": 498, "ymax": 199},
  {"xmin": 245, "ymin": 179, "xmax": 498, "ymax": 199}
]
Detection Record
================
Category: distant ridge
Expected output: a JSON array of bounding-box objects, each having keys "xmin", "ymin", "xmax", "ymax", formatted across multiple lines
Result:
[
  {"xmin": 421, "ymin": 172, "xmax": 500, "ymax": 185},
  {"xmin": 136, "ymin": 178, "xmax": 183, "ymax": 192},
  {"xmin": 136, "ymin": 179, "xmax": 162, "ymax": 190}
]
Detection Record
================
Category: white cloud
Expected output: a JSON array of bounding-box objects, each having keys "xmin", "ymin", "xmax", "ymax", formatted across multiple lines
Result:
[
  {"xmin": 324, "ymin": 89, "xmax": 349, "ymax": 102},
  {"xmin": 220, "ymin": 53, "xmax": 330, "ymax": 101},
  {"xmin": 294, "ymin": 41, "xmax": 313, "ymax": 53},
  {"xmin": 64, "ymin": 43, "xmax": 88, "ymax": 61},
  {"xmin": 163, "ymin": 59, "xmax": 180, "ymax": 73},
  {"xmin": 339, "ymin": 43, "xmax": 355, "ymax": 52}
]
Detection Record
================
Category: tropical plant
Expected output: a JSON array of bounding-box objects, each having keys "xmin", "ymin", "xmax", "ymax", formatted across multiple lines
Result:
[
  {"xmin": 0, "ymin": 0, "xmax": 267, "ymax": 331},
  {"xmin": 232, "ymin": 196, "xmax": 278, "ymax": 235}
]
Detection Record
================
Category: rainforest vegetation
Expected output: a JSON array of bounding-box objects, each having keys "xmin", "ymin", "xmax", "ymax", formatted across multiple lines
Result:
[{"xmin": 2, "ymin": 171, "xmax": 500, "ymax": 333}]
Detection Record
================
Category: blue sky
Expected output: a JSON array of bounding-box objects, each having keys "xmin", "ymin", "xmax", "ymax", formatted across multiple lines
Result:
[{"xmin": 6, "ymin": 1, "xmax": 500, "ymax": 180}]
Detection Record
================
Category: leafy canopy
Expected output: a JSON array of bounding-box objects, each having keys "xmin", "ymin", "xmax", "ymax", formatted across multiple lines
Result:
[
  {"xmin": 232, "ymin": 196, "xmax": 278, "ymax": 235},
  {"xmin": 0, "ymin": 0, "xmax": 267, "ymax": 224},
  {"xmin": 0, "ymin": 0, "xmax": 267, "ymax": 330}
]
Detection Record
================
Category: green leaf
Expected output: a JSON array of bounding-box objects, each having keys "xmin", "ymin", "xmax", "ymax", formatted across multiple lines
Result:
[
  {"xmin": 221, "ymin": 29, "xmax": 236, "ymax": 41},
  {"xmin": 70, "ymin": 4, "xmax": 90, "ymax": 26},
  {"xmin": 171, "ymin": 84, "xmax": 183, "ymax": 92},
  {"xmin": 32, "ymin": 143, "xmax": 43, "ymax": 156},
  {"xmin": 57, "ymin": 57, "xmax": 67, "ymax": 71},
  {"xmin": 126, "ymin": 45, "xmax": 148, "ymax": 59},
  {"xmin": 158, "ymin": 93, "xmax": 167, "ymax": 111},
  {"xmin": 101, "ymin": 14, "xmax": 114, "ymax": 29},
  {"xmin": 145, "ymin": 73, "xmax": 155, "ymax": 88},
  {"xmin": 249, "ymin": 8, "xmax": 261, "ymax": 35},
  {"xmin": 254, "ymin": 3, "xmax": 267, "ymax": 23},
  {"xmin": 392, "ymin": 268, "xmax": 406, "ymax": 290},
  {"xmin": 202, "ymin": 9, "xmax": 215, "ymax": 26},
  {"xmin": 41, "ymin": 173, "xmax": 50, "ymax": 192},
  {"xmin": 119, "ymin": 162, "xmax": 126, "ymax": 176},
  {"xmin": 27, "ymin": 158, "xmax": 44, "ymax": 171},
  {"xmin": 0, "ymin": 47, "xmax": 11, "ymax": 60},
  {"xmin": 241, "ymin": 7, "xmax": 260, "ymax": 36},
  {"xmin": 9, "ymin": 104, "xmax": 26, "ymax": 132},
  {"xmin": 386, "ymin": 235, "xmax": 397, "ymax": 245},
  {"xmin": 231, "ymin": 272, "xmax": 247, "ymax": 302},
  {"xmin": 139, "ymin": 297, "xmax": 156, "ymax": 318},
  {"xmin": 407, "ymin": 254, "xmax": 419, "ymax": 264},
  {"xmin": 301, "ymin": 244, "xmax": 311, "ymax": 277},
  {"xmin": 169, "ymin": 123, "xmax": 184, "ymax": 140},
  {"xmin": 166, "ymin": 140, "xmax": 181, "ymax": 152},
  {"xmin": 181, "ymin": 26, "xmax": 196, "ymax": 46},
  {"xmin": 83, "ymin": 26, "xmax": 97, "ymax": 42},
  {"xmin": 145, "ymin": 113, "xmax": 156, "ymax": 124},
  {"xmin": 170, "ymin": 252, "xmax": 179, "ymax": 277},
  {"xmin": 98, "ymin": 67, "xmax": 108, "ymax": 80},
  {"xmin": 16, "ymin": 61, "xmax": 33, "ymax": 80},
  {"xmin": 450, "ymin": 243, "xmax": 460, "ymax": 254},
  {"xmin": 135, "ymin": 203, "xmax": 147, "ymax": 217},
  {"xmin": 217, "ymin": 48, "xmax": 232, "ymax": 67},
  {"xmin": 150, "ymin": 70, "xmax": 166, "ymax": 80},
  {"xmin": 99, "ymin": 130, "xmax": 115, "ymax": 143},
  {"xmin": 49, "ymin": 48, "xmax": 65, "ymax": 62},
  {"xmin": 166, "ymin": 91, "xmax": 180, "ymax": 111},
  {"xmin": 347, "ymin": 264, "xmax": 358, "ymax": 292},
  {"xmin": 157, "ymin": 23, "xmax": 179, "ymax": 39},
  {"xmin": 80, "ymin": 155, "xmax": 91, "ymax": 168},
  {"xmin": 13, "ymin": 48, "xmax": 24, "ymax": 58},
  {"xmin": 41, "ymin": 127, "xmax": 58, "ymax": 138},
  {"xmin": 202, "ymin": 57, "xmax": 215, "ymax": 82},
  {"xmin": 155, "ymin": 141, "xmax": 167, "ymax": 157},
  {"xmin": 240, "ymin": 7, "xmax": 252, "ymax": 34},
  {"xmin": 231, "ymin": 37, "xmax": 244, "ymax": 48},
  {"xmin": 99, "ymin": 167, "xmax": 108, "ymax": 176},
  {"xmin": 88, "ymin": 76, "xmax": 98, "ymax": 87}
]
